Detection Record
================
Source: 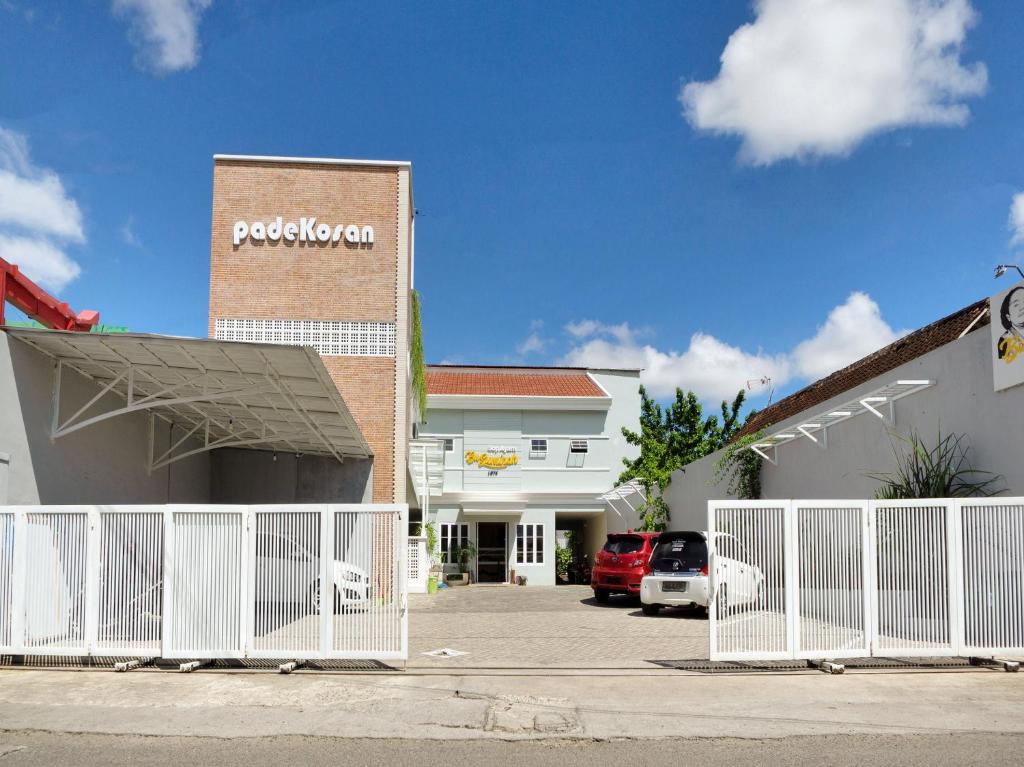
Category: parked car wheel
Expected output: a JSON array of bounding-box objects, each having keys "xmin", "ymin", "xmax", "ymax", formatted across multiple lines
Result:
[
  {"xmin": 642, "ymin": 603, "xmax": 660, "ymax": 616},
  {"xmin": 594, "ymin": 588, "xmax": 610, "ymax": 603}
]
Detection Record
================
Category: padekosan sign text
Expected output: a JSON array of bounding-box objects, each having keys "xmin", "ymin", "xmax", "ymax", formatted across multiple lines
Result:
[{"xmin": 233, "ymin": 217, "xmax": 374, "ymax": 246}]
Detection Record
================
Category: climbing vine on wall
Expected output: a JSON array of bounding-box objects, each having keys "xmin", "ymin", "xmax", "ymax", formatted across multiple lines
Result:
[
  {"xmin": 712, "ymin": 430, "xmax": 765, "ymax": 500},
  {"xmin": 411, "ymin": 290, "xmax": 427, "ymax": 423}
]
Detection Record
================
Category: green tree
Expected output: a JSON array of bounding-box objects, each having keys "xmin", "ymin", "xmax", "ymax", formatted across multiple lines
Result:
[{"xmin": 618, "ymin": 386, "xmax": 749, "ymax": 530}]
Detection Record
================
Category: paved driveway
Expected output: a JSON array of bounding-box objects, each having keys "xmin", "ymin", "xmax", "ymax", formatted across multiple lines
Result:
[{"xmin": 408, "ymin": 584, "xmax": 709, "ymax": 669}]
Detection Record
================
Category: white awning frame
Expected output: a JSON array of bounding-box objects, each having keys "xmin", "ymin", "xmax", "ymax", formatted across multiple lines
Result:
[
  {"xmin": 7, "ymin": 328, "xmax": 372, "ymax": 472},
  {"xmin": 409, "ymin": 437, "xmax": 445, "ymax": 508},
  {"xmin": 599, "ymin": 478, "xmax": 649, "ymax": 522},
  {"xmin": 747, "ymin": 379, "xmax": 935, "ymax": 466}
]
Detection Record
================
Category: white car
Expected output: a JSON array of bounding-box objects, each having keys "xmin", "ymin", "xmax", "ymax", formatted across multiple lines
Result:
[
  {"xmin": 256, "ymin": 532, "xmax": 370, "ymax": 610},
  {"xmin": 640, "ymin": 531, "xmax": 764, "ymax": 616}
]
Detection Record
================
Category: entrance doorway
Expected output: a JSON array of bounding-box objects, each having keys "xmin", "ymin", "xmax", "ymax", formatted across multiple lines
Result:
[{"xmin": 476, "ymin": 522, "xmax": 507, "ymax": 583}]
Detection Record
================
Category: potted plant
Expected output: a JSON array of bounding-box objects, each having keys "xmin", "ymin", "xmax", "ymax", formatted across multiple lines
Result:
[
  {"xmin": 422, "ymin": 522, "xmax": 443, "ymax": 593},
  {"xmin": 446, "ymin": 541, "xmax": 477, "ymax": 586}
]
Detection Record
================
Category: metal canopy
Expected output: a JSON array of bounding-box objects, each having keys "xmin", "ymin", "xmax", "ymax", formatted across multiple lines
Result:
[
  {"xmin": 747, "ymin": 379, "xmax": 935, "ymax": 466},
  {"xmin": 6, "ymin": 327, "xmax": 372, "ymax": 470},
  {"xmin": 409, "ymin": 437, "xmax": 445, "ymax": 505},
  {"xmin": 600, "ymin": 479, "xmax": 648, "ymax": 521}
]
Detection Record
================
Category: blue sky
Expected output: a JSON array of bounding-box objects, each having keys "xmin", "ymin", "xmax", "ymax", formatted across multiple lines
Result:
[{"xmin": 1, "ymin": 1, "xmax": 1022, "ymax": 410}]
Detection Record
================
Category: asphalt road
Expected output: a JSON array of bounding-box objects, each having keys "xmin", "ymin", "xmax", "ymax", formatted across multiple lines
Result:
[{"xmin": 1, "ymin": 731, "xmax": 1023, "ymax": 766}]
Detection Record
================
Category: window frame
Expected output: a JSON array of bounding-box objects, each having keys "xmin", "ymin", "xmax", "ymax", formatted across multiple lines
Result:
[
  {"xmin": 439, "ymin": 523, "xmax": 469, "ymax": 560},
  {"xmin": 569, "ymin": 439, "xmax": 589, "ymax": 454},
  {"xmin": 442, "ymin": 438, "xmax": 454, "ymax": 452},
  {"xmin": 529, "ymin": 438, "xmax": 548, "ymax": 458},
  {"xmin": 515, "ymin": 523, "xmax": 545, "ymax": 565}
]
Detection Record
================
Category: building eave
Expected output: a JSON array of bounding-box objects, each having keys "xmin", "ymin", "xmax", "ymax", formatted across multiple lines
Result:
[{"xmin": 426, "ymin": 393, "xmax": 612, "ymax": 411}]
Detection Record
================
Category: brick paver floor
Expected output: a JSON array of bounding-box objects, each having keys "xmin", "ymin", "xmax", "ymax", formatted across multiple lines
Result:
[{"xmin": 408, "ymin": 584, "xmax": 709, "ymax": 669}]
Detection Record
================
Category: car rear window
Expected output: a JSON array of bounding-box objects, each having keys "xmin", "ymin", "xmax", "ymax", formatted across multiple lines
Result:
[
  {"xmin": 649, "ymin": 535, "xmax": 707, "ymax": 574},
  {"xmin": 602, "ymin": 535, "xmax": 645, "ymax": 555}
]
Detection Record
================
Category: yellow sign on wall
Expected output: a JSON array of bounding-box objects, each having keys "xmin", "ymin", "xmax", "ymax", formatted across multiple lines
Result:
[{"xmin": 465, "ymin": 450, "xmax": 519, "ymax": 470}]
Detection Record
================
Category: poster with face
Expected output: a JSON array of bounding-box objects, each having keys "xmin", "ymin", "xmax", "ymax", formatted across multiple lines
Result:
[{"xmin": 991, "ymin": 279, "xmax": 1024, "ymax": 391}]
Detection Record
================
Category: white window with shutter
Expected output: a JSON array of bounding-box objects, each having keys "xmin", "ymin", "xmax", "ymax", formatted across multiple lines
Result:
[
  {"xmin": 568, "ymin": 439, "xmax": 588, "ymax": 467},
  {"xmin": 529, "ymin": 438, "xmax": 547, "ymax": 459}
]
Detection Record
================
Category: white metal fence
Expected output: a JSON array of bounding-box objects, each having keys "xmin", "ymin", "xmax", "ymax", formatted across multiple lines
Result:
[
  {"xmin": 708, "ymin": 498, "xmax": 1024, "ymax": 661},
  {"xmin": 0, "ymin": 504, "xmax": 407, "ymax": 662}
]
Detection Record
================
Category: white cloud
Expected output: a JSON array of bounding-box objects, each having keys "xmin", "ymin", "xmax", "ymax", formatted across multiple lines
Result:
[
  {"xmin": 791, "ymin": 292, "xmax": 907, "ymax": 379},
  {"xmin": 516, "ymin": 320, "xmax": 549, "ymax": 356},
  {"xmin": 561, "ymin": 322, "xmax": 790, "ymax": 401},
  {"xmin": 120, "ymin": 216, "xmax": 142, "ymax": 247},
  {"xmin": 0, "ymin": 127, "xmax": 85, "ymax": 292},
  {"xmin": 0, "ymin": 235, "xmax": 81, "ymax": 292},
  {"xmin": 517, "ymin": 333, "xmax": 546, "ymax": 356},
  {"xmin": 560, "ymin": 292, "xmax": 904, "ymax": 402},
  {"xmin": 112, "ymin": 0, "xmax": 212, "ymax": 75},
  {"xmin": 681, "ymin": 0, "xmax": 987, "ymax": 165},
  {"xmin": 566, "ymin": 319, "xmax": 645, "ymax": 345},
  {"xmin": 1009, "ymin": 192, "xmax": 1024, "ymax": 245},
  {"xmin": 0, "ymin": 130, "xmax": 84, "ymax": 241}
]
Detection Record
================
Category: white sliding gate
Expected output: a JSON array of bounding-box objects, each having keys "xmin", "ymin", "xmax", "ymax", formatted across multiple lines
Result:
[
  {"xmin": 0, "ymin": 504, "xmax": 407, "ymax": 662},
  {"xmin": 708, "ymin": 498, "xmax": 1024, "ymax": 661}
]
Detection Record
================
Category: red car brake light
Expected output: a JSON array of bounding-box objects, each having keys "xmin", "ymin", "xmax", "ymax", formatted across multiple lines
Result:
[{"xmin": 701, "ymin": 563, "xmax": 709, "ymax": 576}]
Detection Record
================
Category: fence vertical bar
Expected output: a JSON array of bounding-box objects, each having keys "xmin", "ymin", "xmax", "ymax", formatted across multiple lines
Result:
[
  {"xmin": 239, "ymin": 507, "xmax": 250, "ymax": 658},
  {"xmin": 866, "ymin": 501, "xmax": 879, "ymax": 656},
  {"xmin": 83, "ymin": 507, "xmax": 101, "ymax": 656},
  {"xmin": 948, "ymin": 499, "xmax": 965, "ymax": 657},
  {"xmin": 399, "ymin": 504, "xmax": 408, "ymax": 663},
  {"xmin": 861, "ymin": 502, "xmax": 874, "ymax": 657},
  {"xmin": 244, "ymin": 507, "xmax": 257, "ymax": 658},
  {"xmin": 320, "ymin": 506, "xmax": 332, "ymax": 657},
  {"xmin": 9, "ymin": 509, "xmax": 26, "ymax": 654},
  {"xmin": 791, "ymin": 503, "xmax": 802, "ymax": 657},
  {"xmin": 706, "ymin": 501, "xmax": 717, "ymax": 661},
  {"xmin": 161, "ymin": 507, "xmax": 173, "ymax": 658},
  {"xmin": 783, "ymin": 501, "xmax": 798, "ymax": 660}
]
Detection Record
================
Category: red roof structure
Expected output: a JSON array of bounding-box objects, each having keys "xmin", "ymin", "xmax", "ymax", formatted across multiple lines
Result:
[
  {"xmin": 426, "ymin": 365, "xmax": 608, "ymax": 397},
  {"xmin": 734, "ymin": 298, "xmax": 990, "ymax": 440},
  {"xmin": 1, "ymin": 257, "xmax": 99, "ymax": 332}
]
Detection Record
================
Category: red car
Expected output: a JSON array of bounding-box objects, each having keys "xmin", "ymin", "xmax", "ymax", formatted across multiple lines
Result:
[{"xmin": 591, "ymin": 531, "xmax": 660, "ymax": 602}]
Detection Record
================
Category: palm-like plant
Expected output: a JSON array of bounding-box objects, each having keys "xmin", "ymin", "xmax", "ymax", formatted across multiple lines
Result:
[{"xmin": 868, "ymin": 430, "xmax": 1002, "ymax": 499}]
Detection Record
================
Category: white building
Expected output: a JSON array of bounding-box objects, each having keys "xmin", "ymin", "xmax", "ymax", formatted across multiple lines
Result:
[{"xmin": 415, "ymin": 364, "xmax": 640, "ymax": 585}]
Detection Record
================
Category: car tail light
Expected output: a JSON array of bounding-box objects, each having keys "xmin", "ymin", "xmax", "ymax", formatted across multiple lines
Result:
[{"xmin": 700, "ymin": 563, "xmax": 709, "ymax": 576}]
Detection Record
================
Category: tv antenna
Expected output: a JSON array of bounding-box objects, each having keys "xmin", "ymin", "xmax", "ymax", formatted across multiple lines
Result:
[{"xmin": 746, "ymin": 375, "xmax": 775, "ymax": 405}]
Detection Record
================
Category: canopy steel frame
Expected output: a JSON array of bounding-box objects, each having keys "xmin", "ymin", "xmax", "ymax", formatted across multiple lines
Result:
[
  {"xmin": 7, "ymin": 327, "xmax": 372, "ymax": 472},
  {"xmin": 600, "ymin": 479, "xmax": 648, "ymax": 523},
  {"xmin": 746, "ymin": 379, "xmax": 935, "ymax": 466}
]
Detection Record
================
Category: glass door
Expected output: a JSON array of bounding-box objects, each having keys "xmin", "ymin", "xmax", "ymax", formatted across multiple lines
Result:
[{"xmin": 476, "ymin": 522, "xmax": 507, "ymax": 583}]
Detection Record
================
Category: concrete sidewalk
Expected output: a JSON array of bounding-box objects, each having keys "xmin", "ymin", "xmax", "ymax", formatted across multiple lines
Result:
[{"xmin": 0, "ymin": 666, "xmax": 1020, "ymax": 741}]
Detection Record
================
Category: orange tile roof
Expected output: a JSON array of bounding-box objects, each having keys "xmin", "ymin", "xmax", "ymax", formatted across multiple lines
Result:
[
  {"xmin": 426, "ymin": 365, "xmax": 607, "ymax": 397},
  {"xmin": 734, "ymin": 298, "xmax": 990, "ymax": 441}
]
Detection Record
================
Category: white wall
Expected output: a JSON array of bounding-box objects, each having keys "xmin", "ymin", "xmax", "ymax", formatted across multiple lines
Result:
[
  {"xmin": 431, "ymin": 506, "xmax": 557, "ymax": 585},
  {"xmin": 211, "ymin": 448, "xmax": 373, "ymax": 503},
  {"xmin": 422, "ymin": 370, "xmax": 640, "ymax": 498},
  {"xmin": 420, "ymin": 369, "xmax": 640, "ymax": 581},
  {"xmin": 664, "ymin": 327, "xmax": 1024, "ymax": 531},
  {"xmin": 0, "ymin": 332, "xmax": 210, "ymax": 504}
]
